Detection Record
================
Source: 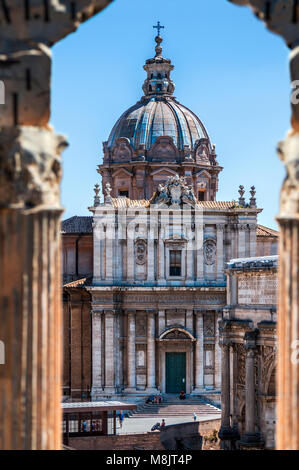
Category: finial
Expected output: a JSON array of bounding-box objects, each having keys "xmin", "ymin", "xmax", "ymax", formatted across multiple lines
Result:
[
  {"xmin": 238, "ymin": 185, "xmax": 245, "ymax": 207},
  {"xmin": 94, "ymin": 183, "xmax": 100, "ymax": 206},
  {"xmin": 249, "ymin": 185, "xmax": 257, "ymax": 208}
]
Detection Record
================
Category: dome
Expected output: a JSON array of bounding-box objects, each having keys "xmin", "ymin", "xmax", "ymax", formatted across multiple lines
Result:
[{"xmin": 107, "ymin": 96, "xmax": 210, "ymax": 151}]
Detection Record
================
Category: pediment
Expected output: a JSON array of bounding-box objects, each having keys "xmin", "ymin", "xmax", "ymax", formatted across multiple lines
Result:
[
  {"xmin": 112, "ymin": 168, "xmax": 133, "ymax": 178},
  {"xmin": 151, "ymin": 167, "xmax": 178, "ymax": 177},
  {"xmin": 195, "ymin": 170, "xmax": 211, "ymax": 179}
]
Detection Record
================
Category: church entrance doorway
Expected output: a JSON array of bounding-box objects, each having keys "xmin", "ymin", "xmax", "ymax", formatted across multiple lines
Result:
[{"xmin": 166, "ymin": 352, "xmax": 186, "ymax": 393}]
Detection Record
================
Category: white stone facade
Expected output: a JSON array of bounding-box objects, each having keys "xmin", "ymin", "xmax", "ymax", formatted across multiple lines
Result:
[{"xmin": 87, "ymin": 176, "xmax": 261, "ymax": 397}]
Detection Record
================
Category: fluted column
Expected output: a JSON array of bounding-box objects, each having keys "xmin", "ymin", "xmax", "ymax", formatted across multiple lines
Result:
[
  {"xmin": 0, "ymin": 1, "xmax": 115, "ymax": 450},
  {"xmin": 194, "ymin": 311, "xmax": 204, "ymax": 392},
  {"xmin": 125, "ymin": 310, "xmax": 136, "ymax": 392},
  {"xmin": 146, "ymin": 310, "xmax": 157, "ymax": 391},
  {"xmin": 91, "ymin": 310, "xmax": 103, "ymax": 399},
  {"xmin": 0, "ymin": 128, "xmax": 66, "ymax": 450}
]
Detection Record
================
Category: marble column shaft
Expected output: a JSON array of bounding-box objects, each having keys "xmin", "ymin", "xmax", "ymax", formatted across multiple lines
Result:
[
  {"xmin": 195, "ymin": 312, "xmax": 204, "ymax": 390},
  {"xmin": 220, "ymin": 344, "xmax": 231, "ymax": 430},
  {"xmin": 244, "ymin": 348, "xmax": 256, "ymax": 436},
  {"xmin": 104, "ymin": 311, "xmax": 115, "ymax": 390},
  {"xmin": 91, "ymin": 311, "xmax": 102, "ymax": 394},
  {"xmin": 147, "ymin": 312, "xmax": 156, "ymax": 389},
  {"xmin": 127, "ymin": 311, "xmax": 136, "ymax": 390}
]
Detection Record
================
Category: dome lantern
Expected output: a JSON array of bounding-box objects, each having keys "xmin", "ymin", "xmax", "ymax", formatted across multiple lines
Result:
[{"xmin": 142, "ymin": 33, "xmax": 175, "ymax": 96}]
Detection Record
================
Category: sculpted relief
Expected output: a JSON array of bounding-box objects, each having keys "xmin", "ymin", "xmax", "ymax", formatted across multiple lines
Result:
[
  {"xmin": 203, "ymin": 239, "xmax": 216, "ymax": 265},
  {"xmin": 135, "ymin": 239, "xmax": 147, "ymax": 265},
  {"xmin": 112, "ymin": 137, "xmax": 132, "ymax": 162},
  {"xmin": 150, "ymin": 136, "xmax": 177, "ymax": 162},
  {"xmin": 151, "ymin": 174, "xmax": 196, "ymax": 208}
]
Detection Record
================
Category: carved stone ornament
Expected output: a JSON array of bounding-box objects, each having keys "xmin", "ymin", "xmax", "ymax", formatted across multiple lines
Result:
[
  {"xmin": 112, "ymin": 137, "xmax": 132, "ymax": 162},
  {"xmin": 151, "ymin": 174, "xmax": 197, "ymax": 207},
  {"xmin": 149, "ymin": 136, "xmax": 177, "ymax": 162},
  {"xmin": 0, "ymin": 126, "xmax": 67, "ymax": 210},
  {"xmin": 135, "ymin": 239, "xmax": 147, "ymax": 265},
  {"xmin": 203, "ymin": 238, "xmax": 216, "ymax": 265},
  {"xmin": 204, "ymin": 315, "xmax": 215, "ymax": 337},
  {"xmin": 163, "ymin": 330, "xmax": 190, "ymax": 340}
]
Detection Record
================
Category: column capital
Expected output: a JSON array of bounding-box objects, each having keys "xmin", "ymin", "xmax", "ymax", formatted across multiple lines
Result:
[
  {"xmin": 217, "ymin": 223, "xmax": 226, "ymax": 231},
  {"xmin": 91, "ymin": 309, "xmax": 104, "ymax": 318},
  {"xmin": 103, "ymin": 309, "xmax": 116, "ymax": 316},
  {"xmin": 238, "ymin": 224, "xmax": 247, "ymax": 231},
  {"xmin": 194, "ymin": 309, "xmax": 205, "ymax": 316},
  {"xmin": 146, "ymin": 309, "xmax": 156, "ymax": 317},
  {"xmin": 126, "ymin": 309, "xmax": 136, "ymax": 316}
]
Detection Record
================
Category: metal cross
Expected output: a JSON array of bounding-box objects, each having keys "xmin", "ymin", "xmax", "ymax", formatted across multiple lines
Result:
[{"xmin": 153, "ymin": 21, "xmax": 164, "ymax": 37}]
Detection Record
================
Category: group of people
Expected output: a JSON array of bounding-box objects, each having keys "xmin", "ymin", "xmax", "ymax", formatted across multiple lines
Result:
[{"xmin": 145, "ymin": 394, "xmax": 163, "ymax": 404}]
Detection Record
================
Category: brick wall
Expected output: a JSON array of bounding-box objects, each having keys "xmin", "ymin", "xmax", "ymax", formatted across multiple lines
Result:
[{"xmin": 69, "ymin": 432, "xmax": 164, "ymax": 450}]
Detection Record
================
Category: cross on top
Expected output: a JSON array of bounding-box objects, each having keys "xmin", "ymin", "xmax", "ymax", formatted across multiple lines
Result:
[{"xmin": 153, "ymin": 21, "xmax": 164, "ymax": 37}]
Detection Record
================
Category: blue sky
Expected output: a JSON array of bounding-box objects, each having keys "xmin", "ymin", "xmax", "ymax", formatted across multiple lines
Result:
[{"xmin": 51, "ymin": 0, "xmax": 290, "ymax": 229}]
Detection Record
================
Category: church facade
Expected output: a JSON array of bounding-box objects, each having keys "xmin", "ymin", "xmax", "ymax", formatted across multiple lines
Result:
[{"xmin": 62, "ymin": 33, "xmax": 278, "ymax": 401}]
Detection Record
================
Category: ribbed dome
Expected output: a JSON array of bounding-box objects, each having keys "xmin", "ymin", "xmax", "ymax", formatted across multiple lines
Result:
[{"xmin": 107, "ymin": 96, "xmax": 210, "ymax": 151}]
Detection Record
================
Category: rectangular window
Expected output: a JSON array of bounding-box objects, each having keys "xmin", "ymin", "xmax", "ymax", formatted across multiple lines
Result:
[
  {"xmin": 169, "ymin": 250, "xmax": 182, "ymax": 277},
  {"xmin": 198, "ymin": 191, "xmax": 205, "ymax": 201},
  {"xmin": 119, "ymin": 190, "xmax": 129, "ymax": 197}
]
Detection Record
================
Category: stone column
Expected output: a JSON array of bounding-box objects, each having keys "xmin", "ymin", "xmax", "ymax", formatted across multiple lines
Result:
[
  {"xmin": 186, "ymin": 228, "xmax": 194, "ymax": 281},
  {"xmin": 93, "ymin": 222, "xmax": 104, "ymax": 283},
  {"xmin": 158, "ymin": 310, "xmax": 166, "ymax": 335},
  {"xmin": 218, "ymin": 343, "xmax": 232, "ymax": 448},
  {"xmin": 196, "ymin": 224, "xmax": 204, "ymax": 282},
  {"xmin": 0, "ymin": 128, "xmax": 66, "ymax": 450},
  {"xmin": 249, "ymin": 223, "xmax": 257, "ymax": 257},
  {"xmin": 214, "ymin": 311, "xmax": 222, "ymax": 390},
  {"xmin": 147, "ymin": 238, "xmax": 155, "ymax": 282},
  {"xmin": 91, "ymin": 311, "xmax": 103, "ymax": 399},
  {"xmin": 105, "ymin": 218, "xmax": 114, "ymax": 282},
  {"xmin": 194, "ymin": 311, "xmax": 204, "ymax": 392},
  {"xmin": 216, "ymin": 224, "xmax": 225, "ymax": 281},
  {"xmin": 125, "ymin": 310, "xmax": 136, "ymax": 392},
  {"xmin": 228, "ymin": 0, "xmax": 299, "ymax": 449},
  {"xmin": 146, "ymin": 310, "xmax": 157, "ymax": 391},
  {"xmin": 231, "ymin": 344, "xmax": 240, "ymax": 438},
  {"xmin": 0, "ymin": 1, "xmax": 114, "ymax": 450},
  {"xmin": 239, "ymin": 330, "xmax": 262, "ymax": 448},
  {"xmin": 238, "ymin": 224, "xmax": 247, "ymax": 258},
  {"xmin": 186, "ymin": 310, "xmax": 193, "ymax": 332},
  {"xmin": 127, "ymin": 230, "xmax": 135, "ymax": 282},
  {"xmin": 103, "ymin": 310, "xmax": 116, "ymax": 395}
]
